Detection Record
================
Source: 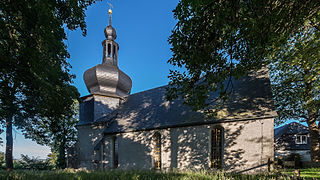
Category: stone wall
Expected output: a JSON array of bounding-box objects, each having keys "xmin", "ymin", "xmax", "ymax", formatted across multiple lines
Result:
[
  {"xmin": 79, "ymin": 95, "xmax": 120, "ymax": 124},
  {"xmin": 77, "ymin": 95, "xmax": 121, "ymax": 169},
  {"xmin": 77, "ymin": 124, "xmax": 105, "ymax": 169},
  {"xmin": 91, "ymin": 118, "xmax": 274, "ymax": 172}
]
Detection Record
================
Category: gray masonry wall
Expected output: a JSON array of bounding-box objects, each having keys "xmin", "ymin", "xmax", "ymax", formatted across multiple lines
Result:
[
  {"xmin": 77, "ymin": 124, "xmax": 106, "ymax": 169},
  {"xmin": 80, "ymin": 117, "xmax": 274, "ymax": 172},
  {"xmin": 78, "ymin": 95, "xmax": 122, "ymax": 169},
  {"xmin": 93, "ymin": 95, "xmax": 120, "ymax": 121},
  {"xmin": 79, "ymin": 95, "xmax": 120, "ymax": 124}
]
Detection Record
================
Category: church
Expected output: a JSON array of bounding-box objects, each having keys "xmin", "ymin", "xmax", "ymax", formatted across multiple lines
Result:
[{"xmin": 76, "ymin": 9, "xmax": 276, "ymax": 172}]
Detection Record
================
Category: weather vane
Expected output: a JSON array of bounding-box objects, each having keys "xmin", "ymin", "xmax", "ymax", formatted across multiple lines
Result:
[{"xmin": 107, "ymin": 2, "xmax": 113, "ymax": 25}]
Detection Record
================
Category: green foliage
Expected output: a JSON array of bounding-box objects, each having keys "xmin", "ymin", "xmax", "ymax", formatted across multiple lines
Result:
[
  {"xmin": 0, "ymin": 152, "xmax": 54, "ymax": 170},
  {"xmin": 19, "ymin": 101, "xmax": 80, "ymax": 169},
  {"xmin": 0, "ymin": 0, "xmax": 97, "ymax": 169},
  {"xmin": 269, "ymin": 21, "xmax": 320, "ymax": 161},
  {"xmin": 47, "ymin": 152, "xmax": 58, "ymax": 169},
  {"xmin": 167, "ymin": 0, "xmax": 320, "ymax": 113},
  {"xmin": 168, "ymin": 0, "xmax": 320, "ymax": 162},
  {"xmin": 270, "ymin": 22, "xmax": 320, "ymax": 123},
  {"xmin": 0, "ymin": 0, "xmax": 88, "ymax": 121},
  {"xmin": 282, "ymin": 168, "xmax": 320, "ymax": 179},
  {"xmin": 0, "ymin": 152, "xmax": 5, "ymax": 169},
  {"xmin": 270, "ymin": 23, "xmax": 320, "ymax": 125},
  {"xmin": 14, "ymin": 155, "xmax": 53, "ymax": 170},
  {"xmin": 284, "ymin": 153, "xmax": 302, "ymax": 168}
]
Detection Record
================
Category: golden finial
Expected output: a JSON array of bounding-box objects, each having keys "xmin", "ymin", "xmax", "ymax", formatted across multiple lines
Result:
[
  {"xmin": 108, "ymin": 9, "xmax": 112, "ymax": 25},
  {"xmin": 107, "ymin": 2, "xmax": 113, "ymax": 25}
]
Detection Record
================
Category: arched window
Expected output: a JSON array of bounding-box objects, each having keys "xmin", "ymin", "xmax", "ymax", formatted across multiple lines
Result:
[
  {"xmin": 153, "ymin": 132, "xmax": 161, "ymax": 169},
  {"xmin": 211, "ymin": 127, "xmax": 223, "ymax": 169},
  {"xmin": 112, "ymin": 136, "xmax": 118, "ymax": 168}
]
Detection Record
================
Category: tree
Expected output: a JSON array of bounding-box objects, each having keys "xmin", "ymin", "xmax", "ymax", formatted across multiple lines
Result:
[
  {"xmin": 167, "ymin": 0, "xmax": 319, "ymax": 110},
  {"xmin": 270, "ymin": 24, "xmax": 320, "ymax": 162},
  {"xmin": 54, "ymin": 105, "xmax": 79, "ymax": 169},
  {"xmin": 0, "ymin": 0, "xmax": 95, "ymax": 170},
  {"xmin": 17, "ymin": 101, "xmax": 80, "ymax": 169},
  {"xmin": 167, "ymin": 0, "xmax": 320, "ymax": 161}
]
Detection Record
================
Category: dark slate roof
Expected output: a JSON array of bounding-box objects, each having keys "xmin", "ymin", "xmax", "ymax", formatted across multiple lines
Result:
[
  {"xmin": 103, "ymin": 69, "xmax": 276, "ymax": 134},
  {"xmin": 274, "ymin": 122, "xmax": 309, "ymax": 139}
]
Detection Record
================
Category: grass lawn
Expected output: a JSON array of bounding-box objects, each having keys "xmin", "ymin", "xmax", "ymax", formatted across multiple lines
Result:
[
  {"xmin": 0, "ymin": 168, "xmax": 318, "ymax": 180},
  {"xmin": 281, "ymin": 168, "xmax": 320, "ymax": 179}
]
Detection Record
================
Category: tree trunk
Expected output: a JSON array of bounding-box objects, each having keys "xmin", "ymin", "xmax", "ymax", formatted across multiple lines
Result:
[
  {"xmin": 307, "ymin": 118, "xmax": 320, "ymax": 162},
  {"xmin": 5, "ymin": 115, "xmax": 13, "ymax": 171},
  {"xmin": 304, "ymin": 79, "xmax": 320, "ymax": 162},
  {"xmin": 57, "ymin": 137, "xmax": 66, "ymax": 169}
]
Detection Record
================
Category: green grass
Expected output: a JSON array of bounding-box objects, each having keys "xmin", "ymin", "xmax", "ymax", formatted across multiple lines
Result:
[
  {"xmin": 281, "ymin": 168, "xmax": 320, "ymax": 179},
  {"xmin": 0, "ymin": 168, "xmax": 316, "ymax": 180}
]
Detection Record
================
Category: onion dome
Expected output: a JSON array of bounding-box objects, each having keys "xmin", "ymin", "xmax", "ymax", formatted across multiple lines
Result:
[
  {"xmin": 104, "ymin": 25, "xmax": 117, "ymax": 40},
  {"xmin": 83, "ymin": 9, "xmax": 132, "ymax": 97},
  {"xmin": 84, "ymin": 65, "xmax": 132, "ymax": 97}
]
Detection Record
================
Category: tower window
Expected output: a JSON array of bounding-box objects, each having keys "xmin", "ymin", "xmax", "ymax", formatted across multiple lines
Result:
[
  {"xmin": 112, "ymin": 136, "xmax": 118, "ymax": 168},
  {"xmin": 153, "ymin": 132, "xmax": 161, "ymax": 169},
  {"xmin": 113, "ymin": 45, "xmax": 116, "ymax": 59},
  {"xmin": 107, "ymin": 43, "xmax": 111, "ymax": 57},
  {"xmin": 211, "ymin": 127, "xmax": 223, "ymax": 169}
]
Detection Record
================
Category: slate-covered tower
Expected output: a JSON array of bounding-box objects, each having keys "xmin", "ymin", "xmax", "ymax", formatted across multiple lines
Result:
[
  {"xmin": 77, "ymin": 9, "xmax": 132, "ymax": 169},
  {"xmin": 80, "ymin": 9, "xmax": 132, "ymax": 124}
]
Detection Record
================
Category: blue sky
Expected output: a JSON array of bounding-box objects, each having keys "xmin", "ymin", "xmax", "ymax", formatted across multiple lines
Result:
[
  {"xmin": 69, "ymin": 0, "xmax": 180, "ymax": 96},
  {"xmin": 0, "ymin": 0, "xmax": 180, "ymax": 159}
]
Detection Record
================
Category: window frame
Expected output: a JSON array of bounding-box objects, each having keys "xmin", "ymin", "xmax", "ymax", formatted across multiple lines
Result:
[
  {"xmin": 295, "ymin": 134, "xmax": 307, "ymax": 145},
  {"xmin": 210, "ymin": 126, "xmax": 224, "ymax": 169},
  {"xmin": 153, "ymin": 132, "xmax": 161, "ymax": 170},
  {"xmin": 112, "ymin": 136, "xmax": 118, "ymax": 168}
]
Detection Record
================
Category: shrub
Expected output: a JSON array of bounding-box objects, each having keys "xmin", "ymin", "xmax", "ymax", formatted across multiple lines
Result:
[
  {"xmin": 284, "ymin": 153, "xmax": 302, "ymax": 168},
  {"xmin": 14, "ymin": 154, "xmax": 53, "ymax": 170}
]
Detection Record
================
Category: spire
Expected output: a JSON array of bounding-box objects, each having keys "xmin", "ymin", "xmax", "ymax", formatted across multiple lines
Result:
[
  {"xmin": 104, "ymin": 8, "xmax": 117, "ymax": 41},
  {"xmin": 108, "ymin": 9, "xmax": 112, "ymax": 25},
  {"xmin": 83, "ymin": 5, "xmax": 132, "ymax": 98},
  {"xmin": 103, "ymin": 7, "xmax": 118, "ymax": 65}
]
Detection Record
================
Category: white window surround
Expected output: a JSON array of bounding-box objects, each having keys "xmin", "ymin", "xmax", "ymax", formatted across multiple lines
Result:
[{"xmin": 295, "ymin": 135, "xmax": 307, "ymax": 145}]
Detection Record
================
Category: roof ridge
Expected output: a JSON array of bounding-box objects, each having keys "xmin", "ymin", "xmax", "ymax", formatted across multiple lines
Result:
[{"xmin": 129, "ymin": 84, "xmax": 168, "ymax": 96}]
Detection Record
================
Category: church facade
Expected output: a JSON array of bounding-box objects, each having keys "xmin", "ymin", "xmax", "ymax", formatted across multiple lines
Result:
[{"xmin": 76, "ymin": 10, "xmax": 276, "ymax": 173}]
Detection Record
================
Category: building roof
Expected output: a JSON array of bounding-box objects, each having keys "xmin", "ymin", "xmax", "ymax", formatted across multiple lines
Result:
[
  {"xmin": 274, "ymin": 122, "xmax": 309, "ymax": 139},
  {"xmin": 274, "ymin": 122, "xmax": 310, "ymax": 150},
  {"xmin": 101, "ymin": 68, "xmax": 276, "ymax": 134}
]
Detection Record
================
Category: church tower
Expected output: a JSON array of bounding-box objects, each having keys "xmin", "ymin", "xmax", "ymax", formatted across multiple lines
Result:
[
  {"xmin": 76, "ymin": 8, "xmax": 131, "ymax": 169},
  {"xmin": 79, "ymin": 9, "xmax": 132, "ymax": 124}
]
